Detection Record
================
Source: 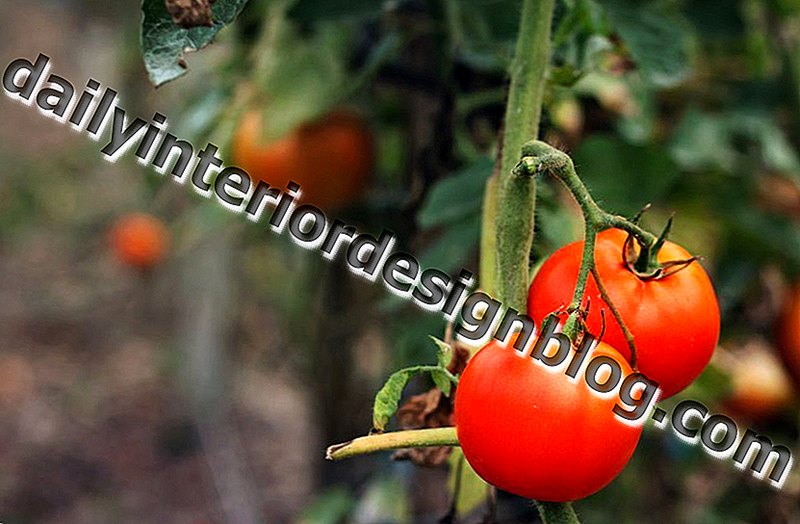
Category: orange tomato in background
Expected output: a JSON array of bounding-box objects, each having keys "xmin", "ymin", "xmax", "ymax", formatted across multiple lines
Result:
[
  {"xmin": 778, "ymin": 283, "xmax": 800, "ymax": 388},
  {"xmin": 719, "ymin": 340, "xmax": 794, "ymax": 422},
  {"xmin": 232, "ymin": 109, "xmax": 373, "ymax": 211},
  {"xmin": 109, "ymin": 213, "xmax": 170, "ymax": 269}
]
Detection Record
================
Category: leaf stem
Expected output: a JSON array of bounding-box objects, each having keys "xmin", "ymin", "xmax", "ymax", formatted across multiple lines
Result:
[
  {"xmin": 591, "ymin": 266, "xmax": 638, "ymax": 367},
  {"xmin": 326, "ymin": 428, "xmax": 459, "ymax": 461},
  {"xmin": 516, "ymin": 141, "xmax": 654, "ymax": 361}
]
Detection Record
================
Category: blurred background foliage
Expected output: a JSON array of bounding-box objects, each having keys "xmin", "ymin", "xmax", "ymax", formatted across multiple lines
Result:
[{"xmin": 1, "ymin": 0, "xmax": 800, "ymax": 523}]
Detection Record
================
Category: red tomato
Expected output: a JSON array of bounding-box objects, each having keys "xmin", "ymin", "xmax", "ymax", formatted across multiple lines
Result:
[
  {"xmin": 454, "ymin": 338, "xmax": 643, "ymax": 502},
  {"xmin": 527, "ymin": 228, "xmax": 720, "ymax": 399},
  {"xmin": 778, "ymin": 284, "xmax": 800, "ymax": 388},
  {"xmin": 109, "ymin": 213, "xmax": 170, "ymax": 269}
]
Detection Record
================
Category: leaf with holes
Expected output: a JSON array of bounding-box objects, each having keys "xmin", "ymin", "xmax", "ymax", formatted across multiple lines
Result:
[{"xmin": 141, "ymin": 0, "xmax": 249, "ymax": 87}]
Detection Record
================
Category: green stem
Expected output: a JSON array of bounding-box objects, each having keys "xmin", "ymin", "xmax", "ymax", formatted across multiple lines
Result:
[
  {"xmin": 488, "ymin": 3, "xmax": 584, "ymax": 523},
  {"xmin": 561, "ymin": 224, "xmax": 596, "ymax": 339},
  {"xmin": 492, "ymin": 0, "xmax": 556, "ymax": 311},
  {"xmin": 479, "ymin": 173, "xmax": 499, "ymax": 293},
  {"xmin": 516, "ymin": 141, "xmax": 654, "ymax": 364},
  {"xmin": 534, "ymin": 501, "xmax": 581, "ymax": 524},
  {"xmin": 592, "ymin": 265, "xmax": 638, "ymax": 367},
  {"xmin": 326, "ymin": 428, "xmax": 459, "ymax": 461}
]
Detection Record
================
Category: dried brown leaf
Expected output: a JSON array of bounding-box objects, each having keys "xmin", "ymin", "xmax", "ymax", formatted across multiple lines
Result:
[
  {"xmin": 393, "ymin": 387, "xmax": 456, "ymax": 467},
  {"xmin": 447, "ymin": 343, "xmax": 471, "ymax": 375},
  {"xmin": 165, "ymin": 0, "xmax": 215, "ymax": 28}
]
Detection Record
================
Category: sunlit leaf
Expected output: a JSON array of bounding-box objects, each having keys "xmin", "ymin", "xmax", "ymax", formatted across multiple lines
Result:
[{"xmin": 429, "ymin": 336, "xmax": 453, "ymax": 368}]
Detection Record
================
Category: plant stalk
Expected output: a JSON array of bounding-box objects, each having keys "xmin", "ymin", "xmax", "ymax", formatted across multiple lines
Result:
[
  {"xmin": 488, "ymin": 0, "xmax": 556, "ymax": 309},
  {"xmin": 326, "ymin": 428, "xmax": 459, "ymax": 461},
  {"xmin": 535, "ymin": 501, "xmax": 581, "ymax": 524},
  {"xmin": 487, "ymin": 3, "xmax": 583, "ymax": 522}
]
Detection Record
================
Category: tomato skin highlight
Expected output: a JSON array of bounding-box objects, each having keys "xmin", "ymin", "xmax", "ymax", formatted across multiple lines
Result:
[
  {"xmin": 454, "ymin": 338, "xmax": 643, "ymax": 502},
  {"xmin": 232, "ymin": 109, "xmax": 373, "ymax": 211},
  {"xmin": 527, "ymin": 228, "xmax": 720, "ymax": 399}
]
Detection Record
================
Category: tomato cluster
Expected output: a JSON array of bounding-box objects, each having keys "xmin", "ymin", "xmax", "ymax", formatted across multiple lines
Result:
[{"xmin": 454, "ymin": 228, "xmax": 721, "ymax": 502}]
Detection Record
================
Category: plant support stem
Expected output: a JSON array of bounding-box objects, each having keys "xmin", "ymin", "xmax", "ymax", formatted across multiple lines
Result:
[
  {"xmin": 326, "ymin": 428, "xmax": 459, "ymax": 461},
  {"xmin": 490, "ymin": 0, "xmax": 556, "ymax": 309}
]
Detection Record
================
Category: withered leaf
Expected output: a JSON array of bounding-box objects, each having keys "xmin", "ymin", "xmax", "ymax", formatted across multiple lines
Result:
[
  {"xmin": 165, "ymin": 0, "xmax": 215, "ymax": 28},
  {"xmin": 447, "ymin": 343, "xmax": 470, "ymax": 375},
  {"xmin": 393, "ymin": 386, "xmax": 456, "ymax": 467}
]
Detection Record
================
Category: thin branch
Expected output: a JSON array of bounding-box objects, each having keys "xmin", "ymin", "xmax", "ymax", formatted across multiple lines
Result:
[
  {"xmin": 326, "ymin": 427, "xmax": 459, "ymax": 461},
  {"xmin": 515, "ymin": 140, "xmax": 662, "ymax": 340},
  {"xmin": 591, "ymin": 266, "xmax": 638, "ymax": 368}
]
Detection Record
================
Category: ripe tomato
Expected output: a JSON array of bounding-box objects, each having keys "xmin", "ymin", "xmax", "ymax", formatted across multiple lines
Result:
[
  {"xmin": 454, "ymin": 338, "xmax": 643, "ymax": 502},
  {"xmin": 778, "ymin": 283, "xmax": 800, "ymax": 388},
  {"xmin": 232, "ymin": 109, "xmax": 373, "ymax": 211},
  {"xmin": 527, "ymin": 228, "xmax": 720, "ymax": 399},
  {"xmin": 109, "ymin": 213, "xmax": 169, "ymax": 269}
]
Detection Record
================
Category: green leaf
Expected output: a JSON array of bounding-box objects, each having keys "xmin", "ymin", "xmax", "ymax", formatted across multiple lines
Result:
[
  {"xmin": 669, "ymin": 110, "xmax": 735, "ymax": 171},
  {"xmin": 670, "ymin": 109, "xmax": 800, "ymax": 173},
  {"xmin": 415, "ymin": 157, "xmax": 487, "ymax": 274},
  {"xmin": 417, "ymin": 156, "xmax": 494, "ymax": 228},
  {"xmin": 297, "ymin": 487, "xmax": 355, "ymax": 524},
  {"xmin": 726, "ymin": 112, "xmax": 800, "ymax": 172},
  {"xmin": 141, "ymin": 0, "xmax": 250, "ymax": 87},
  {"xmin": 447, "ymin": 449, "xmax": 488, "ymax": 516},
  {"xmin": 429, "ymin": 336, "xmax": 453, "ymax": 368},
  {"xmin": 572, "ymin": 135, "xmax": 680, "ymax": 215},
  {"xmin": 597, "ymin": 0, "xmax": 691, "ymax": 86},
  {"xmin": 372, "ymin": 365, "xmax": 436, "ymax": 431},
  {"xmin": 258, "ymin": 22, "xmax": 351, "ymax": 139},
  {"xmin": 372, "ymin": 364, "xmax": 458, "ymax": 431},
  {"xmin": 417, "ymin": 212, "xmax": 482, "ymax": 274},
  {"xmin": 373, "ymin": 368, "xmax": 415, "ymax": 431},
  {"xmin": 430, "ymin": 369, "xmax": 452, "ymax": 397}
]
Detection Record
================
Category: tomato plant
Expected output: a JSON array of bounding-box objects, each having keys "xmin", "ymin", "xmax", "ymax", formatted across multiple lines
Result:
[
  {"xmin": 527, "ymin": 228, "xmax": 720, "ymax": 399},
  {"xmin": 454, "ymin": 337, "xmax": 643, "ymax": 502},
  {"xmin": 232, "ymin": 108, "xmax": 373, "ymax": 211},
  {"xmin": 109, "ymin": 212, "xmax": 170, "ymax": 269}
]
